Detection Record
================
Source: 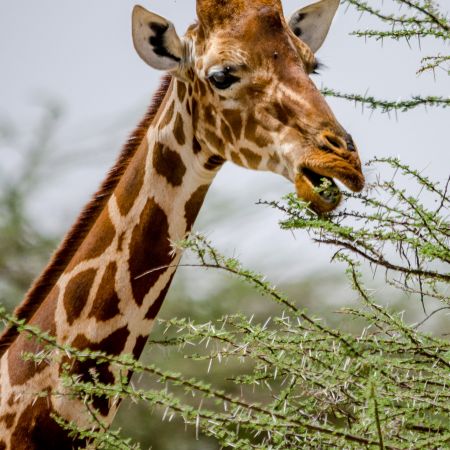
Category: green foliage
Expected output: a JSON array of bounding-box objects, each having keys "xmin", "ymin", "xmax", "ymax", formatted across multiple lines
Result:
[
  {"xmin": 2, "ymin": 160, "xmax": 449, "ymax": 449},
  {"xmin": 322, "ymin": 0, "xmax": 450, "ymax": 111},
  {"xmin": 265, "ymin": 157, "xmax": 450, "ymax": 311}
]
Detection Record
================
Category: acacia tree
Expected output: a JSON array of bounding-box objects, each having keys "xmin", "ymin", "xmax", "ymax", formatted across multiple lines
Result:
[{"xmin": 1, "ymin": 0, "xmax": 449, "ymax": 448}]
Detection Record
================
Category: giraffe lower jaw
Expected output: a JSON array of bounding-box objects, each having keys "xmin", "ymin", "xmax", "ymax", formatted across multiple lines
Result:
[{"xmin": 295, "ymin": 168, "xmax": 342, "ymax": 214}]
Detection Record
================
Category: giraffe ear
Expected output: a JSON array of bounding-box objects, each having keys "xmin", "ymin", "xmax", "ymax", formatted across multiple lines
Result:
[
  {"xmin": 288, "ymin": 0, "xmax": 340, "ymax": 53},
  {"xmin": 132, "ymin": 5, "xmax": 184, "ymax": 71}
]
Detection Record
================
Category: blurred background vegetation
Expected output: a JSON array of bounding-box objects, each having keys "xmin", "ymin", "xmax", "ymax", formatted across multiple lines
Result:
[{"xmin": 0, "ymin": 103, "xmax": 61, "ymax": 305}]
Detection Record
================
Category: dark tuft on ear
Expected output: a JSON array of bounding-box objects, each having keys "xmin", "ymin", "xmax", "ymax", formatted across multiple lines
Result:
[
  {"xmin": 132, "ymin": 5, "xmax": 184, "ymax": 71},
  {"xmin": 293, "ymin": 13, "xmax": 306, "ymax": 37},
  {"xmin": 149, "ymin": 22, "xmax": 181, "ymax": 62}
]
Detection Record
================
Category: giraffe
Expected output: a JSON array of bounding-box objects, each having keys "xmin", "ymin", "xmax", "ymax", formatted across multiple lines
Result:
[{"xmin": 0, "ymin": 0, "xmax": 364, "ymax": 448}]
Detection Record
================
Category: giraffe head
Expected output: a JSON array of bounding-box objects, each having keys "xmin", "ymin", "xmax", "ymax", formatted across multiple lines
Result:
[{"xmin": 132, "ymin": 0, "xmax": 365, "ymax": 213}]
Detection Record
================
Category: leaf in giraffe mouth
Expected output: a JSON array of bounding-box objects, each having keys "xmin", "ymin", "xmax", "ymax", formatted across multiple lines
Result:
[{"xmin": 302, "ymin": 168, "xmax": 340, "ymax": 204}]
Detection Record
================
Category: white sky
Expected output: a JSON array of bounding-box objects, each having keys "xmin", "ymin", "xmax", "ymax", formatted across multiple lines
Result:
[{"xmin": 0, "ymin": 0, "xmax": 448, "ymax": 285}]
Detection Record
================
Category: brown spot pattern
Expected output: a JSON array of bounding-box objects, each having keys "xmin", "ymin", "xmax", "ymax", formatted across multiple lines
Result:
[
  {"xmin": 198, "ymin": 80, "xmax": 207, "ymax": 97},
  {"xmin": 223, "ymin": 109, "xmax": 243, "ymax": 140},
  {"xmin": 177, "ymin": 80, "xmax": 187, "ymax": 103},
  {"xmin": 245, "ymin": 117, "xmax": 258, "ymax": 141},
  {"xmin": 192, "ymin": 98, "xmax": 200, "ymax": 130},
  {"xmin": 268, "ymin": 152, "xmax": 281, "ymax": 171},
  {"xmin": 206, "ymin": 81, "xmax": 215, "ymax": 96},
  {"xmin": 10, "ymin": 395, "xmax": 84, "ymax": 450},
  {"xmin": 204, "ymin": 104, "xmax": 215, "ymax": 123},
  {"xmin": 70, "ymin": 326, "xmax": 130, "ymax": 416},
  {"xmin": 88, "ymin": 262, "xmax": 121, "ymax": 322},
  {"xmin": 70, "ymin": 333, "xmax": 91, "ymax": 350},
  {"xmin": 160, "ymin": 101, "xmax": 175, "ymax": 129},
  {"xmin": 0, "ymin": 412, "xmax": 16, "ymax": 428},
  {"xmin": 145, "ymin": 273, "xmax": 175, "ymax": 320},
  {"xmin": 132, "ymin": 335, "xmax": 148, "ymax": 359},
  {"xmin": 66, "ymin": 210, "xmax": 115, "ymax": 272},
  {"xmin": 128, "ymin": 198, "xmax": 173, "ymax": 306},
  {"xmin": 115, "ymin": 141, "xmax": 148, "ymax": 216},
  {"xmin": 194, "ymin": 78, "xmax": 206, "ymax": 97},
  {"xmin": 173, "ymin": 113, "xmax": 186, "ymax": 146},
  {"xmin": 205, "ymin": 129, "xmax": 224, "ymax": 153},
  {"xmin": 185, "ymin": 185, "xmax": 210, "ymax": 230},
  {"xmin": 7, "ymin": 328, "xmax": 49, "ymax": 385},
  {"xmin": 117, "ymin": 231, "xmax": 126, "ymax": 252},
  {"xmin": 245, "ymin": 117, "xmax": 272, "ymax": 147},
  {"xmin": 268, "ymin": 102, "xmax": 290, "ymax": 124},
  {"xmin": 221, "ymin": 119, "xmax": 234, "ymax": 144},
  {"xmin": 271, "ymin": 152, "xmax": 281, "ymax": 164},
  {"xmin": 98, "ymin": 326, "xmax": 130, "ymax": 356},
  {"xmin": 231, "ymin": 152, "xmax": 244, "ymax": 166},
  {"xmin": 193, "ymin": 136, "xmax": 202, "ymax": 154},
  {"xmin": 64, "ymin": 268, "xmax": 97, "ymax": 326},
  {"xmin": 241, "ymin": 148, "xmax": 262, "ymax": 169},
  {"xmin": 153, "ymin": 142, "xmax": 186, "ymax": 187},
  {"xmin": 8, "ymin": 288, "xmax": 58, "ymax": 386}
]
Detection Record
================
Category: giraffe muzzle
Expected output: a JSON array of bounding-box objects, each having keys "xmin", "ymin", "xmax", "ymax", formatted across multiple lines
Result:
[
  {"xmin": 294, "ymin": 159, "xmax": 365, "ymax": 214},
  {"xmin": 295, "ymin": 169, "xmax": 341, "ymax": 213}
]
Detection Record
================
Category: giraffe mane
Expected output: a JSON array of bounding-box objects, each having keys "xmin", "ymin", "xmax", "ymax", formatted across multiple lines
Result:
[{"xmin": 0, "ymin": 74, "xmax": 173, "ymax": 356}]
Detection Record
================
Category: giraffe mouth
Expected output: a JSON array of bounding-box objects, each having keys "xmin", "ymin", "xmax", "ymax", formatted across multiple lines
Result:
[
  {"xmin": 295, "ymin": 162, "xmax": 364, "ymax": 213},
  {"xmin": 295, "ymin": 168, "xmax": 342, "ymax": 214}
]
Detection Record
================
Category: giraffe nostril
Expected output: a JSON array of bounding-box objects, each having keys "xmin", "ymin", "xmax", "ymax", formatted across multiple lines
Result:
[
  {"xmin": 324, "ymin": 134, "xmax": 342, "ymax": 150},
  {"xmin": 321, "ymin": 133, "xmax": 357, "ymax": 153}
]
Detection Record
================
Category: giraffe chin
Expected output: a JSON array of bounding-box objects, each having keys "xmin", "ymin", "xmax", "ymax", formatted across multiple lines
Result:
[{"xmin": 295, "ymin": 169, "xmax": 343, "ymax": 214}]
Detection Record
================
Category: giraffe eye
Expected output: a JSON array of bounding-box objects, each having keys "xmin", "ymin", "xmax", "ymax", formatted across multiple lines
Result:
[{"xmin": 208, "ymin": 67, "xmax": 240, "ymax": 90}]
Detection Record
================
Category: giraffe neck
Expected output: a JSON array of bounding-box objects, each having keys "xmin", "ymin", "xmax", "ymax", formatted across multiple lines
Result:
[
  {"xmin": 0, "ymin": 78, "xmax": 220, "ymax": 449},
  {"xmin": 57, "ymin": 77, "xmax": 216, "ymax": 360}
]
